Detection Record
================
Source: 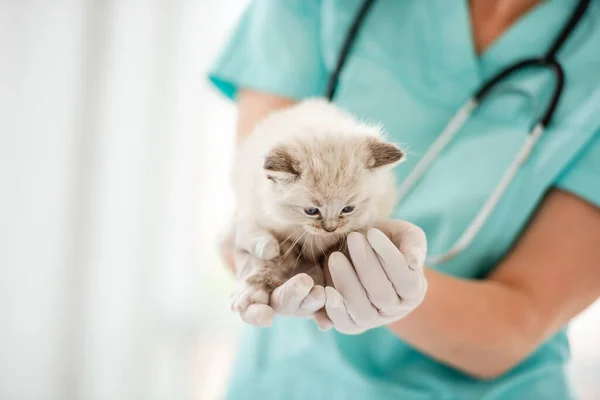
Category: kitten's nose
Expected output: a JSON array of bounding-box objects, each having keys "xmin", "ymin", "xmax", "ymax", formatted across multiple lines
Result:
[{"xmin": 322, "ymin": 220, "xmax": 338, "ymax": 232}]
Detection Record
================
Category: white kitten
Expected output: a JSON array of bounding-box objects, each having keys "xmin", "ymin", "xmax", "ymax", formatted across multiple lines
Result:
[{"xmin": 229, "ymin": 99, "xmax": 404, "ymax": 313}]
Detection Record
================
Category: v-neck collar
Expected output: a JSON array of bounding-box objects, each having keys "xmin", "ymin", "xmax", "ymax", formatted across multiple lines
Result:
[
  {"xmin": 475, "ymin": 1, "xmax": 579, "ymax": 78},
  {"xmin": 434, "ymin": 0, "xmax": 579, "ymax": 86},
  {"xmin": 430, "ymin": 0, "xmax": 480, "ymax": 94}
]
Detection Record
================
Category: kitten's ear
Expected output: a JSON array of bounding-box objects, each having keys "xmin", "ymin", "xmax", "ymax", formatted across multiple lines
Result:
[
  {"xmin": 365, "ymin": 137, "xmax": 405, "ymax": 169},
  {"xmin": 263, "ymin": 146, "xmax": 301, "ymax": 183}
]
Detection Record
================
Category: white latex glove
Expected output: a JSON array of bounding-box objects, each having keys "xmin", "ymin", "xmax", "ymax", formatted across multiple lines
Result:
[
  {"xmin": 229, "ymin": 228, "xmax": 332, "ymax": 329},
  {"xmin": 323, "ymin": 219, "xmax": 428, "ymax": 334}
]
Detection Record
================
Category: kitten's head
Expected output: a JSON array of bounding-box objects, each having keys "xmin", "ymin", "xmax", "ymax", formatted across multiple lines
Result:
[{"xmin": 262, "ymin": 133, "xmax": 404, "ymax": 236}]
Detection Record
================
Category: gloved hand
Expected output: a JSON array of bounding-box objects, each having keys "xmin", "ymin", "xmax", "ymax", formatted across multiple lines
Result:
[
  {"xmin": 268, "ymin": 272, "xmax": 332, "ymax": 330},
  {"xmin": 226, "ymin": 228, "xmax": 332, "ymax": 329},
  {"xmin": 322, "ymin": 219, "xmax": 428, "ymax": 334}
]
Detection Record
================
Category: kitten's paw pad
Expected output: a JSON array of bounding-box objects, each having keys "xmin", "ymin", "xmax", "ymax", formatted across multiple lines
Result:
[{"xmin": 230, "ymin": 283, "xmax": 271, "ymax": 313}]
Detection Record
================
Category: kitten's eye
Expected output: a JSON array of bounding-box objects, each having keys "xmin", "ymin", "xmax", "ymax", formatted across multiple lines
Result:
[
  {"xmin": 341, "ymin": 205, "xmax": 355, "ymax": 214},
  {"xmin": 304, "ymin": 207, "xmax": 320, "ymax": 216}
]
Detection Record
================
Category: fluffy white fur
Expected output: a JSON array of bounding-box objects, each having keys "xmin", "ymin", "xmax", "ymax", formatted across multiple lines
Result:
[{"xmin": 230, "ymin": 99, "xmax": 404, "ymax": 314}]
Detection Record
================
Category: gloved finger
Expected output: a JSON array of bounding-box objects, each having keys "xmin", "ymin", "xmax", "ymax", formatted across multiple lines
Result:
[
  {"xmin": 313, "ymin": 308, "xmax": 333, "ymax": 331},
  {"xmin": 328, "ymin": 252, "xmax": 379, "ymax": 323},
  {"xmin": 270, "ymin": 273, "xmax": 314, "ymax": 315},
  {"xmin": 347, "ymin": 232, "xmax": 401, "ymax": 315},
  {"xmin": 235, "ymin": 227, "xmax": 279, "ymax": 260},
  {"xmin": 240, "ymin": 303, "xmax": 275, "ymax": 327},
  {"xmin": 367, "ymin": 228, "xmax": 425, "ymax": 304},
  {"xmin": 383, "ymin": 221, "xmax": 427, "ymax": 270},
  {"xmin": 299, "ymin": 285, "xmax": 326, "ymax": 314},
  {"xmin": 325, "ymin": 286, "xmax": 360, "ymax": 334}
]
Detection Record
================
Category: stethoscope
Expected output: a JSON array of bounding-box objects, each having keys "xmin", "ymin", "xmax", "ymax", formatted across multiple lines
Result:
[{"xmin": 326, "ymin": 0, "xmax": 591, "ymax": 265}]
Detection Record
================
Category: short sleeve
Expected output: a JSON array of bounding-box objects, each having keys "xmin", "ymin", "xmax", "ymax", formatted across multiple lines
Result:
[
  {"xmin": 208, "ymin": 0, "xmax": 327, "ymax": 101},
  {"xmin": 554, "ymin": 130, "xmax": 600, "ymax": 207}
]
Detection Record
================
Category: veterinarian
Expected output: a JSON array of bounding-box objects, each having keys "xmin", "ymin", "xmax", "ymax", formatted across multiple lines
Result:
[{"xmin": 209, "ymin": 0, "xmax": 600, "ymax": 398}]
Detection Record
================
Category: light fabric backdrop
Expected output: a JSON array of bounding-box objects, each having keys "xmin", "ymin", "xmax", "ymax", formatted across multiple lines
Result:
[{"xmin": 0, "ymin": 1, "xmax": 597, "ymax": 399}]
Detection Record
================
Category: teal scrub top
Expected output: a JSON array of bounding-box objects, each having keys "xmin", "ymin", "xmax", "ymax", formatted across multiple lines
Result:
[{"xmin": 209, "ymin": 1, "xmax": 600, "ymax": 399}]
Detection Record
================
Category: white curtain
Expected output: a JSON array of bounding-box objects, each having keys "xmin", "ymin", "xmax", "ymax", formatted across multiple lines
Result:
[
  {"xmin": 1, "ymin": 1, "xmax": 245, "ymax": 399},
  {"xmin": 0, "ymin": 1, "xmax": 598, "ymax": 400}
]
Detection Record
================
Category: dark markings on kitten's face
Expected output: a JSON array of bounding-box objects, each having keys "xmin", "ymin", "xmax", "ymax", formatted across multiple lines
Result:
[
  {"xmin": 263, "ymin": 146, "xmax": 301, "ymax": 177},
  {"xmin": 366, "ymin": 137, "xmax": 404, "ymax": 169}
]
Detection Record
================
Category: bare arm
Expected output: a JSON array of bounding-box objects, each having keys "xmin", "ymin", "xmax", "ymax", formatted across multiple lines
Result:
[
  {"xmin": 236, "ymin": 90, "xmax": 296, "ymax": 139},
  {"xmin": 388, "ymin": 190, "xmax": 600, "ymax": 378}
]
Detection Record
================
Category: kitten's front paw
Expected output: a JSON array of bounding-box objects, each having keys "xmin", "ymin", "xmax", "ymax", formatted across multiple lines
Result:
[
  {"xmin": 230, "ymin": 282, "xmax": 272, "ymax": 314},
  {"xmin": 251, "ymin": 235, "xmax": 279, "ymax": 260}
]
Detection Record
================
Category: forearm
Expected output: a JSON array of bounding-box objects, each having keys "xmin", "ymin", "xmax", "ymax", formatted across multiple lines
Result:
[
  {"xmin": 388, "ymin": 268, "xmax": 540, "ymax": 379},
  {"xmin": 387, "ymin": 190, "xmax": 600, "ymax": 379},
  {"xmin": 236, "ymin": 89, "xmax": 296, "ymax": 139}
]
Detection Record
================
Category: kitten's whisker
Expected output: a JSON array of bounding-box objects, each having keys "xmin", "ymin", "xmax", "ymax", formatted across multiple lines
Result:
[
  {"xmin": 281, "ymin": 230, "xmax": 305, "ymax": 261},
  {"xmin": 273, "ymin": 228, "xmax": 303, "ymax": 267},
  {"xmin": 315, "ymin": 236, "xmax": 326, "ymax": 260},
  {"xmin": 310, "ymin": 234, "xmax": 317, "ymax": 263},
  {"xmin": 290, "ymin": 232, "xmax": 308, "ymax": 275},
  {"xmin": 281, "ymin": 228, "xmax": 303, "ymax": 246},
  {"xmin": 338, "ymin": 232, "xmax": 348, "ymax": 253}
]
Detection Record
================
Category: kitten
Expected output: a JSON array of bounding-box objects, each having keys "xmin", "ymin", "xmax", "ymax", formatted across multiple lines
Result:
[{"xmin": 230, "ymin": 99, "xmax": 404, "ymax": 313}]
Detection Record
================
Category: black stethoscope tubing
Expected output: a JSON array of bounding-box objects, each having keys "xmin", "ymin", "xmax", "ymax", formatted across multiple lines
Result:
[
  {"xmin": 326, "ymin": 0, "xmax": 590, "ymax": 130},
  {"xmin": 324, "ymin": 0, "xmax": 590, "ymax": 264}
]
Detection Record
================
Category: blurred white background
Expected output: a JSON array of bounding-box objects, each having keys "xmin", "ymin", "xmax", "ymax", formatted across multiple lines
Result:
[{"xmin": 0, "ymin": 1, "xmax": 598, "ymax": 400}]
